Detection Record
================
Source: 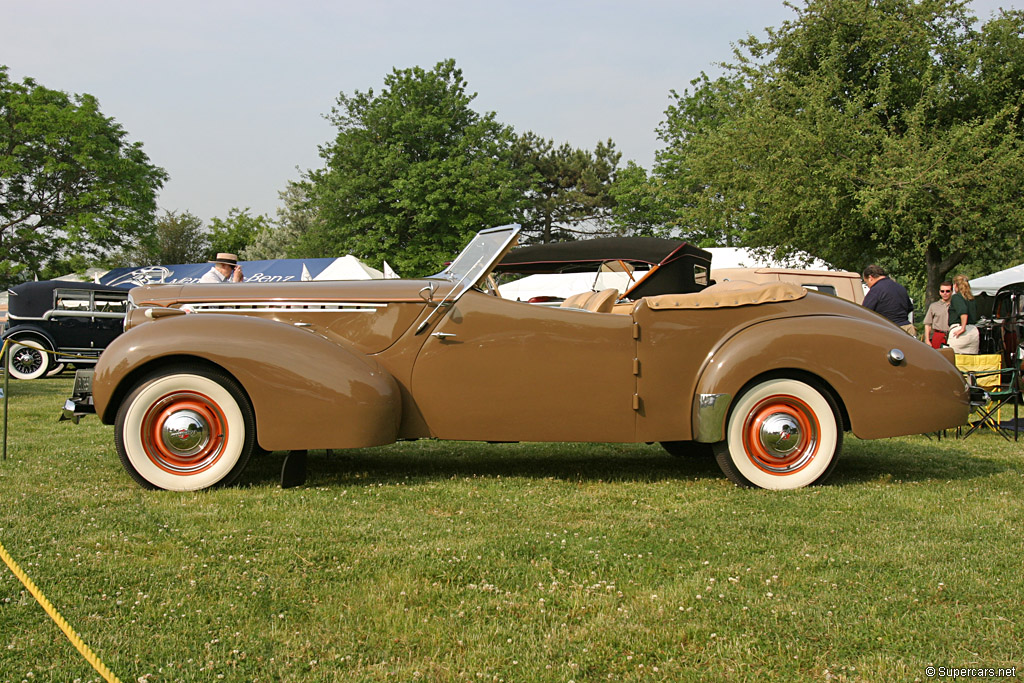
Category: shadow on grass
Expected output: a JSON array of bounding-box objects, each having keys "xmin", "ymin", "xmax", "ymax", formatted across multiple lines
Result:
[
  {"xmin": 239, "ymin": 434, "xmax": 1014, "ymax": 489},
  {"xmin": 829, "ymin": 434, "xmax": 1015, "ymax": 486},
  {"xmin": 240, "ymin": 442, "xmax": 723, "ymax": 488}
]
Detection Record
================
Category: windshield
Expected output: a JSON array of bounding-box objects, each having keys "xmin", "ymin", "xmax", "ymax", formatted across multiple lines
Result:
[
  {"xmin": 414, "ymin": 225, "xmax": 520, "ymax": 335},
  {"xmin": 440, "ymin": 224, "xmax": 521, "ymax": 287}
]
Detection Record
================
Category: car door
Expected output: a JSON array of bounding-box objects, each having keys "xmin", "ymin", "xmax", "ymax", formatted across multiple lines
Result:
[
  {"xmin": 409, "ymin": 290, "xmax": 637, "ymax": 443},
  {"xmin": 50, "ymin": 289, "xmax": 95, "ymax": 350}
]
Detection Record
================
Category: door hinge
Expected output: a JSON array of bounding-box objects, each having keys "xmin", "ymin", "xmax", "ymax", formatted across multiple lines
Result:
[
  {"xmin": 632, "ymin": 358, "xmax": 640, "ymax": 375},
  {"xmin": 632, "ymin": 394, "xmax": 641, "ymax": 411},
  {"xmin": 632, "ymin": 322, "xmax": 640, "ymax": 340}
]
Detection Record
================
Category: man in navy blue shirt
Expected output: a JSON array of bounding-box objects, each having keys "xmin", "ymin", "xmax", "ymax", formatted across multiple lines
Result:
[{"xmin": 861, "ymin": 264, "xmax": 915, "ymax": 336}]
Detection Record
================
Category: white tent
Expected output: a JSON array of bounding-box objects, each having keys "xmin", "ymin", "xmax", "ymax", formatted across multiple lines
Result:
[
  {"xmin": 970, "ymin": 263, "xmax": 1024, "ymax": 296},
  {"xmin": 313, "ymin": 255, "xmax": 384, "ymax": 281}
]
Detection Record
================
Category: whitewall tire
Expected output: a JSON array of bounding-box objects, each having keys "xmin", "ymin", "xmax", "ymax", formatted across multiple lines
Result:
[
  {"xmin": 6, "ymin": 340, "xmax": 51, "ymax": 380},
  {"xmin": 115, "ymin": 367, "xmax": 255, "ymax": 491},
  {"xmin": 713, "ymin": 378, "xmax": 842, "ymax": 490}
]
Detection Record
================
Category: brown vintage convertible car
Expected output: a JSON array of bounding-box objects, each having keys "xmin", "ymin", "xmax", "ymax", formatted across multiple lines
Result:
[{"xmin": 68, "ymin": 225, "xmax": 969, "ymax": 491}]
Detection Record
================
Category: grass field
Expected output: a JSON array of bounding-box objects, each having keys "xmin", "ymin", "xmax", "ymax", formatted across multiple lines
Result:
[{"xmin": 0, "ymin": 376, "xmax": 1021, "ymax": 682}]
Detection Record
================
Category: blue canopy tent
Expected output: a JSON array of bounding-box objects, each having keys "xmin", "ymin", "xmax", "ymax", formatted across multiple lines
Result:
[{"xmin": 98, "ymin": 258, "xmax": 342, "ymax": 288}]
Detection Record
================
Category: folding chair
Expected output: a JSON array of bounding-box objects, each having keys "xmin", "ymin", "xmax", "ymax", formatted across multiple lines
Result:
[{"xmin": 961, "ymin": 364, "xmax": 1020, "ymax": 441}]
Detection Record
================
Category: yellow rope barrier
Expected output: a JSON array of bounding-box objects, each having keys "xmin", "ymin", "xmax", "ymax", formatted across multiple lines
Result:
[
  {"xmin": 0, "ymin": 540, "xmax": 123, "ymax": 682},
  {"xmin": 0, "ymin": 339, "xmax": 122, "ymax": 681},
  {"xmin": 4, "ymin": 339, "xmax": 100, "ymax": 362}
]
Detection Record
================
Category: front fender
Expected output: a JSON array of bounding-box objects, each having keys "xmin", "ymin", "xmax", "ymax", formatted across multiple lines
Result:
[
  {"xmin": 93, "ymin": 314, "xmax": 401, "ymax": 451},
  {"xmin": 693, "ymin": 315, "xmax": 969, "ymax": 441}
]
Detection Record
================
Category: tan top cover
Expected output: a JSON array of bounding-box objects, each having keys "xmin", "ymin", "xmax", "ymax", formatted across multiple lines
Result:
[{"xmin": 646, "ymin": 280, "xmax": 807, "ymax": 310}]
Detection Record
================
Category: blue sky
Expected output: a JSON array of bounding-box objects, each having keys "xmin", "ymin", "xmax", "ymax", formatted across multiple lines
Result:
[{"xmin": 4, "ymin": 0, "xmax": 1020, "ymax": 224}]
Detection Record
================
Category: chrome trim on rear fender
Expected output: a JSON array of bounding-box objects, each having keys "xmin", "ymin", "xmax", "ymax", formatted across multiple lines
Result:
[{"xmin": 694, "ymin": 392, "xmax": 731, "ymax": 443}]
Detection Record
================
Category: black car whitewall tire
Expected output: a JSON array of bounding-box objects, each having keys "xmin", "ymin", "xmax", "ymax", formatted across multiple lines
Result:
[
  {"xmin": 6, "ymin": 339, "xmax": 52, "ymax": 380},
  {"xmin": 115, "ymin": 367, "xmax": 255, "ymax": 491},
  {"xmin": 714, "ymin": 378, "xmax": 842, "ymax": 490}
]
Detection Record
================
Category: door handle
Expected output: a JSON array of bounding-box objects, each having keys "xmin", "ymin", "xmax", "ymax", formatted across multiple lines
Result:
[{"xmin": 431, "ymin": 332, "xmax": 457, "ymax": 340}]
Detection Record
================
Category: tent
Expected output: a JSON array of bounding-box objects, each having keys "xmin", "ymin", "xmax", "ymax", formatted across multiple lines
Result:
[
  {"xmin": 313, "ymin": 255, "xmax": 383, "ymax": 280},
  {"xmin": 970, "ymin": 263, "xmax": 1024, "ymax": 296},
  {"xmin": 98, "ymin": 256, "xmax": 383, "ymax": 287}
]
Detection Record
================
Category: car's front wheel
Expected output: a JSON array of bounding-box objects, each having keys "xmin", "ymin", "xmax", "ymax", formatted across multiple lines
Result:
[
  {"xmin": 5, "ymin": 339, "xmax": 52, "ymax": 380},
  {"xmin": 713, "ymin": 378, "xmax": 842, "ymax": 490},
  {"xmin": 115, "ymin": 366, "xmax": 255, "ymax": 491}
]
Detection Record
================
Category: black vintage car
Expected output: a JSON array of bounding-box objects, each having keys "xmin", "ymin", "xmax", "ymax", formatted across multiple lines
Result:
[
  {"xmin": 991, "ymin": 282, "xmax": 1024, "ymax": 369},
  {"xmin": 2, "ymin": 281, "xmax": 128, "ymax": 380}
]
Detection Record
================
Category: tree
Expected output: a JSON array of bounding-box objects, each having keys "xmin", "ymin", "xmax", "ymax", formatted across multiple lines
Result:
[
  {"xmin": 243, "ymin": 182, "xmax": 318, "ymax": 261},
  {"xmin": 0, "ymin": 66, "xmax": 167, "ymax": 286},
  {"xmin": 206, "ymin": 207, "xmax": 269, "ymax": 260},
  {"xmin": 654, "ymin": 1, "xmax": 1024, "ymax": 304},
  {"xmin": 299, "ymin": 59, "xmax": 528, "ymax": 275},
  {"xmin": 142, "ymin": 210, "xmax": 208, "ymax": 265},
  {"xmin": 651, "ymin": 73, "xmax": 757, "ymax": 247},
  {"xmin": 512, "ymin": 133, "xmax": 620, "ymax": 243}
]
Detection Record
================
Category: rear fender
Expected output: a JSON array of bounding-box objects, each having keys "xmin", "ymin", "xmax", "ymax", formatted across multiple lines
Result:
[
  {"xmin": 693, "ymin": 316, "xmax": 968, "ymax": 441},
  {"xmin": 93, "ymin": 314, "xmax": 401, "ymax": 451}
]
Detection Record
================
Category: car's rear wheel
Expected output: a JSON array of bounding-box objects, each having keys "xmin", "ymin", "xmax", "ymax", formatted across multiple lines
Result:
[
  {"xmin": 115, "ymin": 366, "xmax": 255, "ymax": 491},
  {"xmin": 713, "ymin": 378, "xmax": 842, "ymax": 490},
  {"xmin": 5, "ymin": 339, "xmax": 52, "ymax": 380}
]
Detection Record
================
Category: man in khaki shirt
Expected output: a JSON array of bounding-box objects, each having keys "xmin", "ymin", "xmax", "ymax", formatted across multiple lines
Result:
[{"xmin": 922, "ymin": 281, "xmax": 952, "ymax": 348}]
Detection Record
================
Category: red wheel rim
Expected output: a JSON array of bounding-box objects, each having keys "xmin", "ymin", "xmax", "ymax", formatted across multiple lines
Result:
[
  {"xmin": 741, "ymin": 393, "xmax": 820, "ymax": 475},
  {"xmin": 139, "ymin": 391, "xmax": 228, "ymax": 475}
]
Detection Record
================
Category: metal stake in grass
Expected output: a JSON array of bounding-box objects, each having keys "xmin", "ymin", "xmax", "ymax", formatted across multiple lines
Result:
[{"xmin": 2, "ymin": 339, "xmax": 9, "ymax": 461}]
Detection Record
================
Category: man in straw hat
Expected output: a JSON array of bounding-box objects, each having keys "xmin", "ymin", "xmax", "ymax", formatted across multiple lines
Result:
[{"xmin": 199, "ymin": 252, "xmax": 244, "ymax": 283}]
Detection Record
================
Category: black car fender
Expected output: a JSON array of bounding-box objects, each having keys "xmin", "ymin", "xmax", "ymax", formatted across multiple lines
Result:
[{"xmin": 2, "ymin": 323, "xmax": 57, "ymax": 352}]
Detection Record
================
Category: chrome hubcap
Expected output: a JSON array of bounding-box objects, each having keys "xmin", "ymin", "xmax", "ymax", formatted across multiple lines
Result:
[
  {"xmin": 160, "ymin": 409, "xmax": 210, "ymax": 457},
  {"xmin": 758, "ymin": 413, "xmax": 803, "ymax": 458}
]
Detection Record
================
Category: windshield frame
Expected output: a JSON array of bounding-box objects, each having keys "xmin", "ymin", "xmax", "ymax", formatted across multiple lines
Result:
[
  {"xmin": 436, "ymin": 224, "xmax": 521, "ymax": 287},
  {"xmin": 414, "ymin": 224, "xmax": 521, "ymax": 335}
]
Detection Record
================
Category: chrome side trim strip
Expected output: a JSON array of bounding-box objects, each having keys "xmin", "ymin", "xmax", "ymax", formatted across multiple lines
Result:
[{"xmin": 181, "ymin": 302, "xmax": 388, "ymax": 313}]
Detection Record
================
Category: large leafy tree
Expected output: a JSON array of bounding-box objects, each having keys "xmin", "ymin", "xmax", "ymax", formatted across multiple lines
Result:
[
  {"xmin": 654, "ymin": 1, "xmax": 1024, "ymax": 303},
  {"xmin": 652, "ymin": 73, "xmax": 756, "ymax": 247},
  {"xmin": 0, "ymin": 66, "xmax": 167, "ymax": 286},
  {"xmin": 512, "ymin": 133, "xmax": 620, "ymax": 243},
  {"xmin": 299, "ymin": 59, "xmax": 528, "ymax": 275}
]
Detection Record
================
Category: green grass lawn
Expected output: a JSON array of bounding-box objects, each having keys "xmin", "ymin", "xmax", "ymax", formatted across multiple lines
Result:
[{"xmin": 1, "ymin": 376, "xmax": 1021, "ymax": 682}]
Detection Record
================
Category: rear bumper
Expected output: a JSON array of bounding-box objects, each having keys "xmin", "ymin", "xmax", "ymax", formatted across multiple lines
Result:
[{"xmin": 59, "ymin": 369, "xmax": 96, "ymax": 423}]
